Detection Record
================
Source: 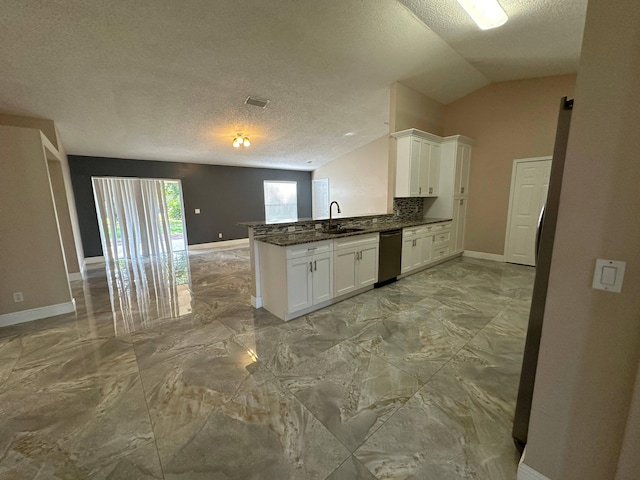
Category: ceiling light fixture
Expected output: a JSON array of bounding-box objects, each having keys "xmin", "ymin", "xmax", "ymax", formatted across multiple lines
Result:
[
  {"xmin": 455, "ymin": 0, "xmax": 508, "ymax": 30},
  {"xmin": 233, "ymin": 133, "xmax": 251, "ymax": 148}
]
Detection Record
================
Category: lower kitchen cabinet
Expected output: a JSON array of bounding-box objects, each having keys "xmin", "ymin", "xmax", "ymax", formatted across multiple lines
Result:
[
  {"xmin": 452, "ymin": 197, "xmax": 467, "ymax": 254},
  {"xmin": 401, "ymin": 227, "xmax": 433, "ymax": 274},
  {"xmin": 334, "ymin": 233, "xmax": 379, "ymax": 296},
  {"xmin": 257, "ymin": 239, "xmax": 334, "ymax": 321},
  {"xmin": 286, "ymin": 251, "xmax": 333, "ymax": 312}
]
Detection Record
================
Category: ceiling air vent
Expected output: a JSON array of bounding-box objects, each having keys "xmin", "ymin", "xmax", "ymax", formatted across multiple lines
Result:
[{"xmin": 244, "ymin": 96, "xmax": 270, "ymax": 109}]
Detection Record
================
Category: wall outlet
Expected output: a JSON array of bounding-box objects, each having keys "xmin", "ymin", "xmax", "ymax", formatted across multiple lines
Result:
[
  {"xmin": 195, "ymin": 208, "xmax": 201, "ymax": 214},
  {"xmin": 13, "ymin": 292, "xmax": 24, "ymax": 303},
  {"xmin": 372, "ymin": 218, "xmax": 378, "ymax": 224},
  {"xmin": 315, "ymin": 224, "xmax": 322, "ymax": 229},
  {"xmin": 218, "ymin": 233, "xmax": 223, "ymax": 239},
  {"xmin": 288, "ymin": 226, "xmax": 296, "ymax": 233}
]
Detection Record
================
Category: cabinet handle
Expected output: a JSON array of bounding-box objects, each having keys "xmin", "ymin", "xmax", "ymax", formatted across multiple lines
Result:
[
  {"xmin": 314, "ymin": 260, "xmax": 317, "ymax": 271},
  {"xmin": 419, "ymin": 187, "xmax": 421, "ymax": 194},
  {"xmin": 432, "ymin": 236, "xmax": 435, "ymax": 242},
  {"xmin": 429, "ymin": 187, "xmax": 433, "ymax": 194},
  {"xmin": 460, "ymin": 199, "xmax": 464, "ymax": 205},
  {"xmin": 310, "ymin": 261, "xmax": 313, "ymax": 273},
  {"xmin": 461, "ymin": 187, "xmax": 465, "ymax": 194}
]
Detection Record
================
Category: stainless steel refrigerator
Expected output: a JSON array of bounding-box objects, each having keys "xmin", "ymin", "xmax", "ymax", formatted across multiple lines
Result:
[{"xmin": 512, "ymin": 97, "xmax": 574, "ymax": 452}]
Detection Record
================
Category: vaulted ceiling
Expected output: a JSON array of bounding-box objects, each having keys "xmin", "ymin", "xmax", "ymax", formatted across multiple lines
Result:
[{"xmin": 0, "ymin": 0, "xmax": 587, "ymax": 170}]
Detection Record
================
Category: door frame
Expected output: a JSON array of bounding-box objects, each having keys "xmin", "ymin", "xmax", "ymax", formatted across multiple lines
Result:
[{"xmin": 503, "ymin": 156, "xmax": 552, "ymax": 264}]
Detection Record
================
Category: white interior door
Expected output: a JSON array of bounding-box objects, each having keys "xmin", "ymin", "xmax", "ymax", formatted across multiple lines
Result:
[
  {"xmin": 505, "ymin": 158, "xmax": 552, "ymax": 266},
  {"xmin": 312, "ymin": 178, "xmax": 329, "ymax": 219}
]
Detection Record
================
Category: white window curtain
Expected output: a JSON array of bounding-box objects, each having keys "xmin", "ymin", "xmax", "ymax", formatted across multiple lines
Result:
[{"xmin": 92, "ymin": 177, "xmax": 173, "ymax": 261}]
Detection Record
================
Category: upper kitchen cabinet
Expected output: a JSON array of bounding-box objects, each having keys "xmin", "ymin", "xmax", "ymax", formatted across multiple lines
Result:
[
  {"xmin": 392, "ymin": 129, "xmax": 441, "ymax": 197},
  {"xmin": 454, "ymin": 142, "xmax": 471, "ymax": 197}
]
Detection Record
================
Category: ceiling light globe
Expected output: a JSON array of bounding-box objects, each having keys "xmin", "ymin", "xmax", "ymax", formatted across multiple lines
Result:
[
  {"xmin": 243, "ymin": 137, "xmax": 251, "ymax": 147},
  {"xmin": 233, "ymin": 139, "xmax": 240, "ymax": 148}
]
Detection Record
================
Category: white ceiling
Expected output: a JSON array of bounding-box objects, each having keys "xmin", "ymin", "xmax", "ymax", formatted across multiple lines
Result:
[{"xmin": 0, "ymin": 0, "xmax": 587, "ymax": 171}]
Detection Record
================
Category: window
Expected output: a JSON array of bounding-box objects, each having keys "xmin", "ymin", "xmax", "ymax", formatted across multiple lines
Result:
[{"xmin": 264, "ymin": 181, "xmax": 298, "ymax": 223}]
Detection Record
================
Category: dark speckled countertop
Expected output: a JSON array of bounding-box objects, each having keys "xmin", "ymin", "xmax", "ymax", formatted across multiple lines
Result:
[{"xmin": 256, "ymin": 218, "xmax": 452, "ymax": 246}]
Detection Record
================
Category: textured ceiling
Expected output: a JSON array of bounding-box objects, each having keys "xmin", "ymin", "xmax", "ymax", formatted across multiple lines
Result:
[{"xmin": 0, "ymin": 0, "xmax": 587, "ymax": 170}]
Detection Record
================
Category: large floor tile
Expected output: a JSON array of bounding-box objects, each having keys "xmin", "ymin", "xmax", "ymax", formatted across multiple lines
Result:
[
  {"xmin": 279, "ymin": 341, "xmax": 422, "ymax": 452},
  {"xmin": 157, "ymin": 365, "xmax": 350, "ymax": 480}
]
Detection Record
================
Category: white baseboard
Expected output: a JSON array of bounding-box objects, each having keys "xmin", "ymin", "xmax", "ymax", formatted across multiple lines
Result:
[
  {"xmin": 0, "ymin": 300, "xmax": 76, "ymax": 327},
  {"xmin": 463, "ymin": 250, "xmax": 505, "ymax": 262},
  {"xmin": 84, "ymin": 256, "xmax": 105, "ymax": 265},
  {"xmin": 518, "ymin": 463, "xmax": 551, "ymax": 480},
  {"xmin": 251, "ymin": 296, "xmax": 262, "ymax": 308},
  {"xmin": 189, "ymin": 238, "xmax": 249, "ymax": 250},
  {"xmin": 68, "ymin": 271, "xmax": 83, "ymax": 281}
]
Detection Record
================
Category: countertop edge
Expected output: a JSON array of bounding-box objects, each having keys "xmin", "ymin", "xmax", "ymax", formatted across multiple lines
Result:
[{"xmin": 255, "ymin": 218, "xmax": 453, "ymax": 247}]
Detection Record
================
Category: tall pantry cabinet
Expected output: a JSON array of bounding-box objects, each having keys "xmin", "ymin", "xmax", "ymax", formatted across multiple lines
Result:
[{"xmin": 426, "ymin": 135, "xmax": 472, "ymax": 255}]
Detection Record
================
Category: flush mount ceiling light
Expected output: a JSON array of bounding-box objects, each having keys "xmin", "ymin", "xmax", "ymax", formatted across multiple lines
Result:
[
  {"xmin": 455, "ymin": 0, "xmax": 508, "ymax": 30},
  {"xmin": 232, "ymin": 133, "xmax": 251, "ymax": 148},
  {"xmin": 244, "ymin": 96, "xmax": 270, "ymax": 109}
]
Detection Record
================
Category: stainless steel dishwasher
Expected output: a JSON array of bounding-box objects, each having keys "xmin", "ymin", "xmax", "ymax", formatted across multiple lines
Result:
[{"xmin": 375, "ymin": 229, "xmax": 402, "ymax": 287}]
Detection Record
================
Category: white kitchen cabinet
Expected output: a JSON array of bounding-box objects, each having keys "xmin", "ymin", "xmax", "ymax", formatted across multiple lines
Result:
[
  {"xmin": 257, "ymin": 239, "xmax": 334, "ymax": 321},
  {"xmin": 286, "ymin": 251, "xmax": 333, "ymax": 312},
  {"xmin": 425, "ymin": 135, "xmax": 473, "ymax": 257},
  {"xmin": 452, "ymin": 197, "xmax": 468, "ymax": 254},
  {"xmin": 392, "ymin": 129, "xmax": 442, "ymax": 197},
  {"xmin": 334, "ymin": 234, "xmax": 379, "ymax": 296},
  {"xmin": 454, "ymin": 143, "xmax": 471, "ymax": 196},
  {"xmin": 401, "ymin": 227, "xmax": 433, "ymax": 274}
]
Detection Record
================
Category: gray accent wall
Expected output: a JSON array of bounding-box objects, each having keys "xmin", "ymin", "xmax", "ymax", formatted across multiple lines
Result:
[{"xmin": 68, "ymin": 155, "xmax": 312, "ymax": 257}]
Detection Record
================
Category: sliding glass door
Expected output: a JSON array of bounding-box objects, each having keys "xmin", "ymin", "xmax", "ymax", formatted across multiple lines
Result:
[{"xmin": 92, "ymin": 177, "xmax": 188, "ymax": 261}]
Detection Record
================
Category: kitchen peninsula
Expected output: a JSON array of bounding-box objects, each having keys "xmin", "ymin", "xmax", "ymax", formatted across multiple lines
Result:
[{"xmin": 240, "ymin": 204, "xmax": 456, "ymax": 321}]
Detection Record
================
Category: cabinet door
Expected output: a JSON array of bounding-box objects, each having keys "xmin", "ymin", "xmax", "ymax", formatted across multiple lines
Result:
[
  {"xmin": 401, "ymin": 237, "xmax": 415, "ymax": 273},
  {"xmin": 419, "ymin": 235, "xmax": 433, "ymax": 266},
  {"xmin": 409, "ymin": 138, "xmax": 422, "ymax": 196},
  {"xmin": 454, "ymin": 198, "xmax": 468, "ymax": 253},
  {"xmin": 418, "ymin": 140, "xmax": 430, "ymax": 196},
  {"xmin": 455, "ymin": 144, "xmax": 471, "ymax": 196},
  {"xmin": 287, "ymin": 257, "xmax": 313, "ymax": 312},
  {"xmin": 357, "ymin": 244, "xmax": 379, "ymax": 288},
  {"xmin": 334, "ymin": 247, "xmax": 358, "ymax": 297},
  {"xmin": 312, "ymin": 252, "xmax": 333, "ymax": 304},
  {"xmin": 427, "ymin": 144, "xmax": 440, "ymax": 196}
]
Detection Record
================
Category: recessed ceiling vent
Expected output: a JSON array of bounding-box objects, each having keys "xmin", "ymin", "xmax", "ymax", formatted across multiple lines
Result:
[{"xmin": 244, "ymin": 96, "xmax": 270, "ymax": 109}]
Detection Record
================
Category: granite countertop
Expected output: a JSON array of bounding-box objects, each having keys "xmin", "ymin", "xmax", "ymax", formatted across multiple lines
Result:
[
  {"xmin": 238, "ymin": 213, "xmax": 385, "ymax": 227},
  {"xmin": 256, "ymin": 218, "xmax": 452, "ymax": 246}
]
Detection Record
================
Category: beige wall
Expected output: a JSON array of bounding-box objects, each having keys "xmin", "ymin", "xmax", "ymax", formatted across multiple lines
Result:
[
  {"xmin": 442, "ymin": 75, "xmax": 576, "ymax": 255},
  {"xmin": 388, "ymin": 82, "xmax": 445, "ymax": 210},
  {"xmin": 48, "ymin": 159, "xmax": 81, "ymax": 274},
  {"xmin": 0, "ymin": 113, "xmax": 84, "ymax": 274},
  {"xmin": 312, "ymin": 135, "xmax": 389, "ymax": 217},
  {"xmin": 524, "ymin": 0, "xmax": 640, "ymax": 478},
  {"xmin": 0, "ymin": 113, "xmax": 59, "ymax": 150},
  {"xmin": 0, "ymin": 126, "xmax": 72, "ymax": 315},
  {"xmin": 615, "ymin": 360, "xmax": 640, "ymax": 479}
]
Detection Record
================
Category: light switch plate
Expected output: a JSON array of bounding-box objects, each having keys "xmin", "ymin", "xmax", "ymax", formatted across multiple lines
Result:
[
  {"xmin": 592, "ymin": 259, "xmax": 626, "ymax": 293},
  {"xmin": 194, "ymin": 208, "xmax": 201, "ymax": 214}
]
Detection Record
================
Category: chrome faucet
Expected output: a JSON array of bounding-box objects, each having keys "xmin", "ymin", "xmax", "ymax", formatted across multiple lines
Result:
[{"xmin": 329, "ymin": 201, "xmax": 341, "ymax": 228}]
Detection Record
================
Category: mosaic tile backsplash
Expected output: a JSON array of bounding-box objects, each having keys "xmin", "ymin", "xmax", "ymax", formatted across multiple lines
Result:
[{"xmin": 251, "ymin": 198, "xmax": 425, "ymax": 238}]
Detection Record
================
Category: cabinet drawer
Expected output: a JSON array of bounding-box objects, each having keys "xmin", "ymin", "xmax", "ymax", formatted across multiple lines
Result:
[
  {"xmin": 402, "ymin": 227, "xmax": 420, "ymax": 238},
  {"xmin": 433, "ymin": 231, "xmax": 451, "ymax": 245},
  {"xmin": 286, "ymin": 240, "xmax": 333, "ymax": 259},
  {"xmin": 430, "ymin": 222, "xmax": 452, "ymax": 232},
  {"xmin": 432, "ymin": 245, "xmax": 450, "ymax": 260},
  {"xmin": 334, "ymin": 233, "xmax": 379, "ymax": 250}
]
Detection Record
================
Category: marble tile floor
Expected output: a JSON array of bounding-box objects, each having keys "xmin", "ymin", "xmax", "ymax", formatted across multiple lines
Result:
[{"xmin": 0, "ymin": 247, "xmax": 535, "ymax": 479}]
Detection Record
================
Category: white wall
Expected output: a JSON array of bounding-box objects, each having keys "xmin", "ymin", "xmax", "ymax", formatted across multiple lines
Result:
[{"xmin": 312, "ymin": 135, "xmax": 389, "ymax": 217}]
